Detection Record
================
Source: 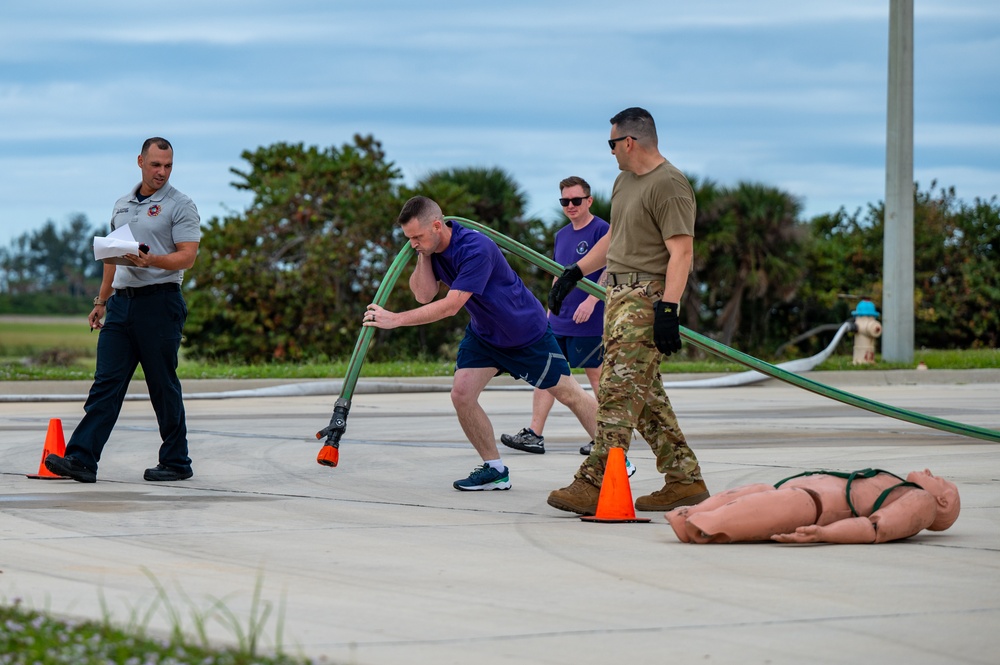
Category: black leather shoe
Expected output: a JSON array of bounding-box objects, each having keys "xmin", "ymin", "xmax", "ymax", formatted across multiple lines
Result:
[
  {"xmin": 143, "ymin": 465, "xmax": 193, "ymax": 482},
  {"xmin": 579, "ymin": 441, "xmax": 594, "ymax": 456},
  {"xmin": 44, "ymin": 454, "xmax": 97, "ymax": 483}
]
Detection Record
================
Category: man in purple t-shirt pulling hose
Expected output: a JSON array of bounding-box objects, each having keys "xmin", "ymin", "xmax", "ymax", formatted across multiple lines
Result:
[{"xmin": 364, "ymin": 196, "xmax": 598, "ymax": 492}]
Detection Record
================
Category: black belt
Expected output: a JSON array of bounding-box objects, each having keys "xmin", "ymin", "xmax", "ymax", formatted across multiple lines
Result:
[
  {"xmin": 606, "ymin": 272, "xmax": 663, "ymax": 286},
  {"xmin": 115, "ymin": 283, "xmax": 181, "ymax": 298}
]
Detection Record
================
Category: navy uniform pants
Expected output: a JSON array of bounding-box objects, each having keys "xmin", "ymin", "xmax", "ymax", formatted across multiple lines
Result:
[{"xmin": 65, "ymin": 288, "xmax": 191, "ymax": 474}]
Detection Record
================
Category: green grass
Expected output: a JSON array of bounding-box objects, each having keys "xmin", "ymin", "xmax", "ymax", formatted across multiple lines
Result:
[
  {"xmin": 1, "ymin": 571, "xmax": 327, "ymax": 665},
  {"xmin": 0, "ymin": 602, "xmax": 311, "ymax": 665},
  {"xmin": 814, "ymin": 347, "xmax": 1000, "ymax": 371},
  {"xmin": 0, "ymin": 316, "xmax": 99, "ymax": 357},
  {"xmin": 0, "ymin": 599, "xmax": 316, "ymax": 665},
  {"xmin": 1, "ymin": 316, "xmax": 996, "ymax": 381},
  {"xmin": 0, "ymin": 355, "xmax": 757, "ymax": 381}
]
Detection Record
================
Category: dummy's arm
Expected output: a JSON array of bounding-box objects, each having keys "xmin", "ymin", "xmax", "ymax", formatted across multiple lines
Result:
[
  {"xmin": 772, "ymin": 488, "xmax": 937, "ymax": 544},
  {"xmin": 868, "ymin": 490, "xmax": 938, "ymax": 543},
  {"xmin": 771, "ymin": 517, "xmax": 877, "ymax": 544}
]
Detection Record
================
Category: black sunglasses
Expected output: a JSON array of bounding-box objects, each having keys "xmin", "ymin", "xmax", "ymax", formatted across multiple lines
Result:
[
  {"xmin": 559, "ymin": 196, "xmax": 589, "ymax": 207},
  {"xmin": 608, "ymin": 135, "xmax": 637, "ymax": 150}
]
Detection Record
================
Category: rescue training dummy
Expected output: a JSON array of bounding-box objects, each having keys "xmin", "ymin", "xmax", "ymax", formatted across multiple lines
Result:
[{"xmin": 665, "ymin": 468, "xmax": 960, "ymax": 544}]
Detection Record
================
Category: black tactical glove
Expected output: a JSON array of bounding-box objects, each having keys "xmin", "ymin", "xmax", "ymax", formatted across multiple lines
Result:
[
  {"xmin": 653, "ymin": 301, "xmax": 682, "ymax": 355},
  {"xmin": 548, "ymin": 263, "xmax": 583, "ymax": 316}
]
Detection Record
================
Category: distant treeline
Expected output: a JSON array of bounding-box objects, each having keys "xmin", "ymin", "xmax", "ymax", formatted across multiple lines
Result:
[{"xmin": 2, "ymin": 135, "xmax": 997, "ymax": 358}]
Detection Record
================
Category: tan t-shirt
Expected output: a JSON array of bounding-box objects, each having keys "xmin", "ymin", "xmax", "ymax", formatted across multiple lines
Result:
[{"xmin": 606, "ymin": 159, "xmax": 696, "ymax": 275}]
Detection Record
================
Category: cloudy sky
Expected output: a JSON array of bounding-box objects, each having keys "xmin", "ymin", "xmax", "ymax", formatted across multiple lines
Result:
[{"xmin": 1, "ymin": 1, "xmax": 997, "ymax": 249}]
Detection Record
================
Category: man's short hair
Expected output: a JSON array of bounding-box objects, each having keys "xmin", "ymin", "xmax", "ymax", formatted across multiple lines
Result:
[
  {"xmin": 559, "ymin": 176, "xmax": 591, "ymax": 196},
  {"xmin": 609, "ymin": 107, "xmax": 658, "ymax": 146},
  {"xmin": 397, "ymin": 196, "xmax": 443, "ymax": 226},
  {"xmin": 141, "ymin": 137, "xmax": 173, "ymax": 155}
]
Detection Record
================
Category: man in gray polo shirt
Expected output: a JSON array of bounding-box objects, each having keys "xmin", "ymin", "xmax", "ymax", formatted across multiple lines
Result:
[{"xmin": 45, "ymin": 137, "xmax": 201, "ymax": 483}]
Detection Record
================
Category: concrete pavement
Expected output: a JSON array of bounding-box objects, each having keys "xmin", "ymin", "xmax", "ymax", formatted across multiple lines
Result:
[{"xmin": 1, "ymin": 371, "xmax": 998, "ymax": 664}]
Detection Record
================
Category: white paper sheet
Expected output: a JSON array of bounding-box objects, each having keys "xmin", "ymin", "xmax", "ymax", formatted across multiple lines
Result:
[{"xmin": 94, "ymin": 224, "xmax": 141, "ymax": 264}]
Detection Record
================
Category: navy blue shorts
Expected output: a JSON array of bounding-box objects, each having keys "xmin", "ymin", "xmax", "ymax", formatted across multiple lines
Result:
[
  {"xmin": 456, "ymin": 325, "xmax": 571, "ymax": 389},
  {"xmin": 554, "ymin": 334, "xmax": 604, "ymax": 368}
]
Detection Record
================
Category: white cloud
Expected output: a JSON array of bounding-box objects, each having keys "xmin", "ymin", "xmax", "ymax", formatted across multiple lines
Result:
[{"xmin": 1, "ymin": 0, "xmax": 998, "ymax": 249}]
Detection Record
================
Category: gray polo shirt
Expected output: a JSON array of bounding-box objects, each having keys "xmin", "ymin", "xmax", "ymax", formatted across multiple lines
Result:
[{"xmin": 109, "ymin": 182, "xmax": 201, "ymax": 288}]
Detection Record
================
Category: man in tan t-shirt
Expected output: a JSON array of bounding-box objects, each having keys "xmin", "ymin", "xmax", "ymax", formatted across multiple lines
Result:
[{"xmin": 546, "ymin": 106, "xmax": 710, "ymax": 516}]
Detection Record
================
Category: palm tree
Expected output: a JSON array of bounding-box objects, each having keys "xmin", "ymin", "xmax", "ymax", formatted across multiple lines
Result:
[
  {"xmin": 686, "ymin": 177, "xmax": 723, "ymax": 332},
  {"xmin": 694, "ymin": 181, "xmax": 806, "ymax": 350},
  {"xmin": 416, "ymin": 167, "xmax": 528, "ymax": 238},
  {"xmin": 413, "ymin": 166, "xmax": 549, "ymax": 286}
]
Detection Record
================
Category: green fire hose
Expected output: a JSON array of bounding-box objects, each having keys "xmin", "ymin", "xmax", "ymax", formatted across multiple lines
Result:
[
  {"xmin": 316, "ymin": 216, "xmax": 1000, "ymax": 465},
  {"xmin": 315, "ymin": 242, "xmax": 416, "ymax": 466}
]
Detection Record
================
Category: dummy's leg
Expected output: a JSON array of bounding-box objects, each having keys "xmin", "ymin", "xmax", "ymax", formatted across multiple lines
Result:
[
  {"xmin": 666, "ymin": 483, "xmax": 775, "ymax": 542},
  {"xmin": 680, "ymin": 487, "xmax": 819, "ymax": 543}
]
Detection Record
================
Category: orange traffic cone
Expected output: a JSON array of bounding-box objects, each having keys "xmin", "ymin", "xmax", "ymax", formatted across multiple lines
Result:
[
  {"xmin": 581, "ymin": 446, "xmax": 651, "ymax": 523},
  {"xmin": 26, "ymin": 418, "xmax": 67, "ymax": 479}
]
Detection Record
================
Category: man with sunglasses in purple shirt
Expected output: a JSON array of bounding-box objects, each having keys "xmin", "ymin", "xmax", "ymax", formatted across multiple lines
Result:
[
  {"xmin": 364, "ymin": 196, "xmax": 598, "ymax": 491},
  {"xmin": 501, "ymin": 176, "xmax": 609, "ymax": 457}
]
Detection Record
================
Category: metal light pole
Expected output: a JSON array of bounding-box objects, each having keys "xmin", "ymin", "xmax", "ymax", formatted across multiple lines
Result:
[{"xmin": 882, "ymin": 0, "xmax": 915, "ymax": 362}]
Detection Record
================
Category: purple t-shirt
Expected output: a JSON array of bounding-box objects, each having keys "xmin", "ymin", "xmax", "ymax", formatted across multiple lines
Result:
[
  {"xmin": 431, "ymin": 222, "xmax": 548, "ymax": 348},
  {"xmin": 549, "ymin": 216, "xmax": 609, "ymax": 337}
]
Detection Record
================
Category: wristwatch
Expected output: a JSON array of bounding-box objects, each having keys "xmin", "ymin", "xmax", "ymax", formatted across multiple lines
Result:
[{"xmin": 93, "ymin": 296, "xmax": 107, "ymax": 307}]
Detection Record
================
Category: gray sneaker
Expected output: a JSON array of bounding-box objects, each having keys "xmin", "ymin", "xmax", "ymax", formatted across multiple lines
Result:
[{"xmin": 500, "ymin": 427, "xmax": 545, "ymax": 454}]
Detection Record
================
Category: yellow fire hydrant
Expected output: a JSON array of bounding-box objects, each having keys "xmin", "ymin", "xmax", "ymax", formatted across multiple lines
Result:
[{"xmin": 851, "ymin": 299, "xmax": 882, "ymax": 365}]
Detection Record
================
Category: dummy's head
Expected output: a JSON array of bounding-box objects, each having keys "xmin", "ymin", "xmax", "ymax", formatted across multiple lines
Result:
[{"xmin": 907, "ymin": 469, "xmax": 961, "ymax": 531}]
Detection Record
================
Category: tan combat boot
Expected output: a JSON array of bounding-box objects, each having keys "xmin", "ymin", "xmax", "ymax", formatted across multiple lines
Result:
[
  {"xmin": 547, "ymin": 478, "xmax": 601, "ymax": 515},
  {"xmin": 634, "ymin": 479, "xmax": 710, "ymax": 512}
]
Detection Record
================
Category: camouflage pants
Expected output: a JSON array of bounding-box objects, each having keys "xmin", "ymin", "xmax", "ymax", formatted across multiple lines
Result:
[{"xmin": 575, "ymin": 281, "xmax": 703, "ymax": 487}]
